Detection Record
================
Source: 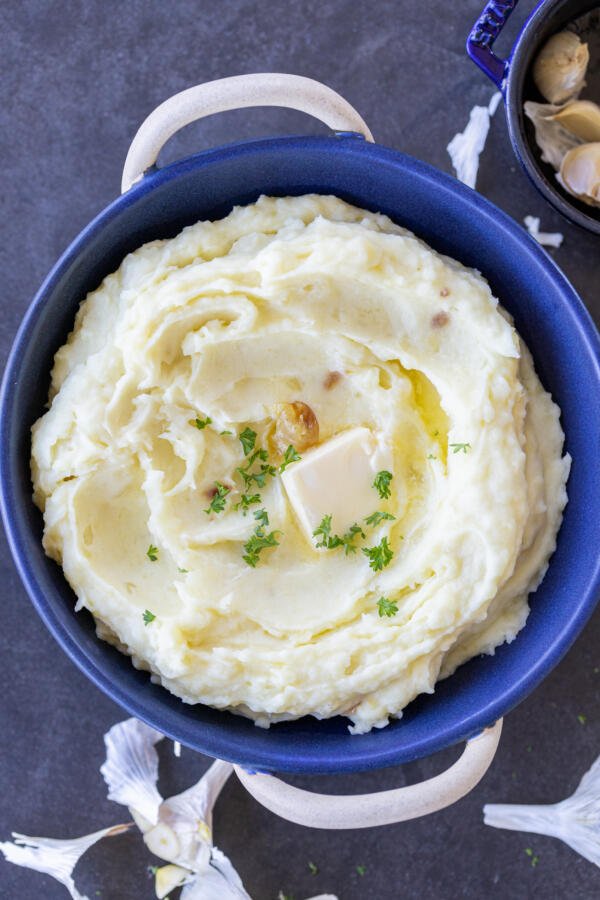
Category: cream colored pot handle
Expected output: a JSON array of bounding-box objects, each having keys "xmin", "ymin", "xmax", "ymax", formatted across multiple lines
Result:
[
  {"xmin": 234, "ymin": 719, "xmax": 502, "ymax": 829},
  {"xmin": 121, "ymin": 73, "xmax": 374, "ymax": 193}
]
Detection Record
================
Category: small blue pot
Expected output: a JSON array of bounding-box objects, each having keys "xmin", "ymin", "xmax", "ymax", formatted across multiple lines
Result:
[
  {"xmin": 2, "ymin": 81, "xmax": 600, "ymax": 775},
  {"xmin": 467, "ymin": 0, "xmax": 600, "ymax": 234}
]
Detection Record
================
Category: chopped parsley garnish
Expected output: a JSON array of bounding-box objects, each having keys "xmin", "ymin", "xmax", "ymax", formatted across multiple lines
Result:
[
  {"xmin": 177, "ymin": 567, "xmax": 189, "ymax": 574},
  {"xmin": 578, "ymin": 713, "xmax": 587, "ymax": 725},
  {"xmin": 373, "ymin": 470, "xmax": 393, "ymax": 499},
  {"xmin": 254, "ymin": 508, "xmax": 270, "ymax": 528},
  {"xmin": 313, "ymin": 514, "xmax": 342, "ymax": 550},
  {"xmin": 242, "ymin": 526, "xmax": 281, "ymax": 567},
  {"xmin": 427, "ymin": 453, "xmax": 437, "ymax": 460},
  {"xmin": 146, "ymin": 544, "xmax": 159, "ymax": 562},
  {"xmin": 365, "ymin": 510, "xmax": 396, "ymax": 528},
  {"xmin": 313, "ymin": 516, "xmax": 366, "ymax": 554},
  {"xmin": 279, "ymin": 444, "xmax": 301, "ymax": 472},
  {"xmin": 204, "ymin": 481, "xmax": 230, "ymax": 514},
  {"xmin": 340, "ymin": 523, "xmax": 366, "ymax": 555},
  {"xmin": 220, "ymin": 429, "xmax": 233, "ymax": 435},
  {"xmin": 362, "ymin": 536, "xmax": 394, "ymax": 571},
  {"xmin": 377, "ymin": 596, "xmax": 398, "ymax": 617},
  {"xmin": 190, "ymin": 415, "xmax": 212, "ymax": 430},
  {"xmin": 449, "ymin": 442, "xmax": 471, "ymax": 454},
  {"xmin": 235, "ymin": 492, "xmax": 262, "ymax": 514},
  {"xmin": 356, "ymin": 864, "xmax": 367, "ymax": 876},
  {"xmin": 524, "ymin": 848, "xmax": 539, "ymax": 868},
  {"xmin": 147, "ymin": 865, "xmax": 158, "ymax": 876},
  {"xmin": 239, "ymin": 427, "xmax": 257, "ymax": 456},
  {"xmin": 308, "ymin": 861, "xmax": 318, "ymax": 876},
  {"xmin": 237, "ymin": 448, "xmax": 277, "ymax": 490},
  {"xmin": 142, "ymin": 609, "xmax": 156, "ymax": 626}
]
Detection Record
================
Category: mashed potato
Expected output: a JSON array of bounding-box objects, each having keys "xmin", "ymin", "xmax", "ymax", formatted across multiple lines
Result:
[{"xmin": 31, "ymin": 195, "xmax": 570, "ymax": 733}]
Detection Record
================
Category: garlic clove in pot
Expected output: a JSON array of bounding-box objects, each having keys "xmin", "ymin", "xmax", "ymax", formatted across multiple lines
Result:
[
  {"xmin": 524, "ymin": 101, "xmax": 582, "ymax": 170},
  {"xmin": 548, "ymin": 100, "xmax": 600, "ymax": 143},
  {"xmin": 559, "ymin": 142, "xmax": 600, "ymax": 207},
  {"xmin": 533, "ymin": 31, "xmax": 589, "ymax": 104}
]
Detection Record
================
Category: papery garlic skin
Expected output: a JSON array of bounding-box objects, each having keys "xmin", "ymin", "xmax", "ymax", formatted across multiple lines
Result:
[
  {"xmin": 484, "ymin": 753, "xmax": 600, "ymax": 867},
  {"xmin": 100, "ymin": 717, "xmax": 164, "ymax": 825},
  {"xmin": 0, "ymin": 824, "xmax": 130, "ymax": 900},
  {"xmin": 180, "ymin": 846, "xmax": 251, "ymax": 899},
  {"xmin": 523, "ymin": 216, "xmax": 564, "ymax": 248},
  {"xmin": 447, "ymin": 92, "xmax": 502, "ymax": 188},
  {"xmin": 524, "ymin": 101, "xmax": 582, "ymax": 170},
  {"xmin": 533, "ymin": 31, "xmax": 589, "ymax": 104}
]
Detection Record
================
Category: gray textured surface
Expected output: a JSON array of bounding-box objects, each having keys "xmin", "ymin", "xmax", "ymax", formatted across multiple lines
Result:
[{"xmin": 1, "ymin": 1, "xmax": 600, "ymax": 898}]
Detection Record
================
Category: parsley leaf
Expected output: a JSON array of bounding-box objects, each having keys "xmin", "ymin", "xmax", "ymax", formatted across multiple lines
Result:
[
  {"xmin": 524, "ymin": 848, "xmax": 539, "ymax": 868},
  {"xmin": 313, "ymin": 514, "xmax": 342, "ymax": 550},
  {"xmin": 204, "ymin": 482, "xmax": 230, "ymax": 514},
  {"xmin": 373, "ymin": 470, "xmax": 393, "ymax": 499},
  {"xmin": 308, "ymin": 861, "xmax": 318, "ymax": 876},
  {"xmin": 578, "ymin": 713, "xmax": 587, "ymax": 725},
  {"xmin": 237, "ymin": 448, "xmax": 277, "ymax": 490},
  {"xmin": 362, "ymin": 536, "xmax": 394, "ymax": 571},
  {"xmin": 365, "ymin": 510, "xmax": 396, "ymax": 528},
  {"xmin": 239, "ymin": 427, "xmax": 257, "ymax": 456},
  {"xmin": 143, "ymin": 609, "xmax": 156, "ymax": 626},
  {"xmin": 242, "ymin": 527, "xmax": 281, "ymax": 567},
  {"xmin": 235, "ymin": 492, "xmax": 262, "ymax": 514},
  {"xmin": 177, "ymin": 567, "xmax": 189, "ymax": 574},
  {"xmin": 356, "ymin": 864, "xmax": 367, "ymax": 876},
  {"xmin": 190, "ymin": 415, "xmax": 212, "ymax": 430},
  {"xmin": 449, "ymin": 442, "xmax": 471, "ymax": 454},
  {"xmin": 220, "ymin": 429, "xmax": 233, "ymax": 435},
  {"xmin": 340, "ymin": 523, "xmax": 366, "ymax": 555},
  {"xmin": 279, "ymin": 445, "xmax": 301, "ymax": 473},
  {"xmin": 254, "ymin": 508, "xmax": 270, "ymax": 528},
  {"xmin": 377, "ymin": 596, "xmax": 398, "ymax": 617},
  {"xmin": 146, "ymin": 544, "xmax": 158, "ymax": 562}
]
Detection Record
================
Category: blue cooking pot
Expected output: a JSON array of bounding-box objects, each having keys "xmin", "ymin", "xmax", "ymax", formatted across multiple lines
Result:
[
  {"xmin": 1, "ymin": 74, "xmax": 600, "ymax": 825},
  {"xmin": 467, "ymin": 0, "xmax": 600, "ymax": 234}
]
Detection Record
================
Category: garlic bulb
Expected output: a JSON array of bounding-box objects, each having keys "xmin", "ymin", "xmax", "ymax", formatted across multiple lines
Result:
[
  {"xmin": 0, "ymin": 823, "xmax": 130, "ymax": 900},
  {"xmin": 447, "ymin": 92, "xmax": 502, "ymax": 189},
  {"xmin": 549, "ymin": 100, "xmax": 600, "ymax": 143},
  {"xmin": 524, "ymin": 101, "xmax": 582, "ymax": 170},
  {"xmin": 484, "ymin": 751, "xmax": 600, "ymax": 866},
  {"xmin": 533, "ymin": 31, "xmax": 589, "ymax": 104},
  {"xmin": 100, "ymin": 717, "xmax": 164, "ymax": 825},
  {"xmin": 559, "ymin": 142, "xmax": 600, "ymax": 207}
]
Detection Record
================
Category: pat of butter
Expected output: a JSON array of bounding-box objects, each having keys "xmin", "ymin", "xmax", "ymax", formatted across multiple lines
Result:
[{"xmin": 281, "ymin": 427, "xmax": 392, "ymax": 542}]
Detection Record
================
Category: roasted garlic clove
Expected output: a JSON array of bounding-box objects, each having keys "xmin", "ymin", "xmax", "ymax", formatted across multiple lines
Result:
[
  {"xmin": 273, "ymin": 401, "xmax": 319, "ymax": 454},
  {"xmin": 524, "ymin": 101, "xmax": 581, "ymax": 170},
  {"xmin": 559, "ymin": 142, "xmax": 600, "ymax": 207},
  {"xmin": 533, "ymin": 31, "xmax": 589, "ymax": 104},
  {"xmin": 549, "ymin": 100, "xmax": 600, "ymax": 143}
]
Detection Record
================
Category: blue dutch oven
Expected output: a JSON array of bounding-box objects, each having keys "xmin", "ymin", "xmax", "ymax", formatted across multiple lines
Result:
[
  {"xmin": 1, "ymin": 74, "xmax": 600, "ymax": 827},
  {"xmin": 467, "ymin": 0, "xmax": 600, "ymax": 234}
]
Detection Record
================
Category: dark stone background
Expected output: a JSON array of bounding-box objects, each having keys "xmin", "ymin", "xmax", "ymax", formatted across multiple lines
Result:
[{"xmin": 1, "ymin": 1, "xmax": 599, "ymax": 898}]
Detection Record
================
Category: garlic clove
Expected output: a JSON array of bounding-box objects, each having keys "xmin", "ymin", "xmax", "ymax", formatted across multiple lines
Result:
[
  {"xmin": 155, "ymin": 863, "xmax": 190, "ymax": 899},
  {"xmin": 549, "ymin": 100, "xmax": 600, "ymax": 143},
  {"xmin": 533, "ymin": 30, "xmax": 589, "ymax": 104},
  {"xmin": 100, "ymin": 717, "xmax": 164, "ymax": 825},
  {"xmin": 144, "ymin": 822, "xmax": 181, "ymax": 862},
  {"xmin": 524, "ymin": 101, "xmax": 582, "ymax": 170},
  {"xmin": 273, "ymin": 401, "xmax": 319, "ymax": 454},
  {"xmin": 559, "ymin": 142, "xmax": 600, "ymax": 207}
]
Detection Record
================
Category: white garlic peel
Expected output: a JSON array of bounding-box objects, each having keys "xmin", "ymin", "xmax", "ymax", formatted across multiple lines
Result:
[
  {"xmin": 180, "ymin": 846, "xmax": 251, "ymax": 899},
  {"xmin": 0, "ymin": 823, "xmax": 130, "ymax": 900},
  {"xmin": 559, "ymin": 142, "xmax": 600, "ymax": 207},
  {"xmin": 484, "ymin": 752, "xmax": 600, "ymax": 867},
  {"xmin": 447, "ymin": 92, "xmax": 502, "ymax": 189},
  {"xmin": 533, "ymin": 31, "xmax": 589, "ymax": 104},
  {"xmin": 524, "ymin": 101, "xmax": 582, "ymax": 170},
  {"xmin": 523, "ymin": 215, "xmax": 564, "ymax": 248},
  {"xmin": 100, "ymin": 717, "xmax": 164, "ymax": 826}
]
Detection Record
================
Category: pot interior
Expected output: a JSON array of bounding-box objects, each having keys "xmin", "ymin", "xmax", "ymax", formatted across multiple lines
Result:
[{"xmin": 509, "ymin": 0, "xmax": 600, "ymax": 231}]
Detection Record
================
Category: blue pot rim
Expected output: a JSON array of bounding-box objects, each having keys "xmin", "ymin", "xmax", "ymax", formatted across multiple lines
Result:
[{"xmin": 2, "ymin": 133, "xmax": 600, "ymax": 773}]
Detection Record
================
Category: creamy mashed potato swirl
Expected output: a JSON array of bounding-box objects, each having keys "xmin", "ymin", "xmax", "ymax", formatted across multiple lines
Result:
[{"xmin": 31, "ymin": 196, "xmax": 569, "ymax": 733}]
